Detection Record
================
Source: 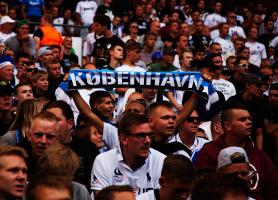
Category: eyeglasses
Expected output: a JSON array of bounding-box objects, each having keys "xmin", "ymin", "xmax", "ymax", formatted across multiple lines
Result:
[
  {"xmin": 186, "ymin": 117, "xmax": 200, "ymax": 123},
  {"xmin": 237, "ymin": 64, "xmax": 249, "ymax": 68},
  {"xmin": 126, "ymin": 132, "xmax": 155, "ymax": 139},
  {"xmin": 26, "ymin": 68, "xmax": 38, "ymax": 72},
  {"xmin": 131, "ymin": 25, "xmax": 138, "ymax": 28}
]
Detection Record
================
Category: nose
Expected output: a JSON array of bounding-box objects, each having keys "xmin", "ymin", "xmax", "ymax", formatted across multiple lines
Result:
[{"xmin": 40, "ymin": 134, "xmax": 47, "ymax": 144}]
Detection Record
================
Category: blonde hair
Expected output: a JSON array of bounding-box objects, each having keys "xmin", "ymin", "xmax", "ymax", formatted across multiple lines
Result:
[{"xmin": 10, "ymin": 99, "xmax": 45, "ymax": 137}]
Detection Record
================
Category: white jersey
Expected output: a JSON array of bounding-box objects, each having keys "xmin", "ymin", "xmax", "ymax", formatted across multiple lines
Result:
[
  {"xmin": 229, "ymin": 26, "xmax": 246, "ymax": 38},
  {"xmin": 102, "ymin": 122, "xmax": 119, "ymax": 150},
  {"xmin": 269, "ymin": 36, "xmax": 278, "ymax": 49},
  {"xmin": 212, "ymin": 78, "xmax": 236, "ymax": 100},
  {"xmin": 76, "ymin": 0, "xmax": 98, "ymax": 25},
  {"xmin": 115, "ymin": 64, "xmax": 146, "ymax": 73},
  {"xmin": 137, "ymin": 190, "xmax": 156, "ymax": 200},
  {"xmin": 169, "ymin": 134, "xmax": 208, "ymax": 162},
  {"xmin": 204, "ymin": 13, "xmax": 226, "ymax": 39},
  {"xmin": 0, "ymin": 32, "xmax": 16, "ymax": 42},
  {"xmin": 91, "ymin": 148, "xmax": 166, "ymax": 195},
  {"xmin": 245, "ymin": 41, "xmax": 267, "ymax": 67}
]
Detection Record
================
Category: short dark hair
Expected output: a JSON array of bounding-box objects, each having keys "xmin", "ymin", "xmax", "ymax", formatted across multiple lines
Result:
[
  {"xmin": 43, "ymin": 100, "xmax": 74, "ymax": 120},
  {"xmin": 89, "ymin": 90, "xmax": 113, "ymax": 108},
  {"xmin": 118, "ymin": 113, "xmax": 149, "ymax": 136},
  {"xmin": 94, "ymin": 15, "xmax": 111, "ymax": 29},
  {"xmin": 0, "ymin": 146, "xmax": 28, "ymax": 168},
  {"xmin": 148, "ymin": 101, "xmax": 173, "ymax": 116},
  {"xmin": 14, "ymin": 83, "xmax": 32, "ymax": 95},
  {"xmin": 161, "ymin": 154, "xmax": 196, "ymax": 184},
  {"xmin": 95, "ymin": 185, "xmax": 133, "ymax": 200},
  {"xmin": 269, "ymin": 82, "xmax": 278, "ymax": 91},
  {"xmin": 125, "ymin": 39, "xmax": 142, "ymax": 52},
  {"xmin": 220, "ymin": 102, "xmax": 248, "ymax": 127}
]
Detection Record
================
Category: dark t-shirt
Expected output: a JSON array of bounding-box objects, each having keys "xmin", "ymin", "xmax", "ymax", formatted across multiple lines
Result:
[
  {"xmin": 62, "ymin": 53, "xmax": 79, "ymax": 73},
  {"xmin": 33, "ymin": 28, "xmax": 44, "ymax": 39},
  {"xmin": 189, "ymin": 34, "xmax": 211, "ymax": 50},
  {"xmin": 0, "ymin": 113, "xmax": 15, "ymax": 136},
  {"xmin": 66, "ymin": 135, "xmax": 99, "ymax": 190},
  {"xmin": 92, "ymin": 35, "xmax": 124, "ymax": 68}
]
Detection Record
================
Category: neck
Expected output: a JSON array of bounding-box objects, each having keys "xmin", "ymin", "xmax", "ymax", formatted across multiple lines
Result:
[
  {"xmin": 176, "ymin": 47, "xmax": 183, "ymax": 54},
  {"xmin": 110, "ymin": 58, "xmax": 120, "ymax": 68},
  {"xmin": 63, "ymin": 47, "xmax": 71, "ymax": 55},
  {"xmin": 130, "ymin": 33, "xmax": 137, "ymax": 39},
  {"xmin": 154, "ymin": 133, "xmax": 169, "ymax": 144},
  {"xmin": 224, "ymin": 134, "xmax": 246, "ymax": 148},
  {"xmin": 179, "ymin": 132, "xmax": 195, "ymax": 147},
  {"xmin": 123, "ymin": 59, "xmax": 135, "ymax": 67},
  {"xmin": 104, "ymin": 30, "xmax": 113, "ymax": 38},
  {"xmin": 144, "ymin": 46, "xmax": 153, "ymax": 53},
  {"xmin": 242, "ymin": 92, "xmax": 253, "ymax": 102},
  {"xmin": 122, "ymin": 147, "xmax": 145, "ymax": 170},
  {"xmin": 248, "ymin": 38, "xmax": 256, "ymax": 43}
]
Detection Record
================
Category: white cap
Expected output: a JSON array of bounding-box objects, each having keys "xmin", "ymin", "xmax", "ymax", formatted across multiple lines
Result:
[
  {"xmin": 38, "ymin": 46, "xmax": 52, "ymax": 57},
  {"xmin": 217, "ymin": 146, "xmax": 249, "ymax": 169},
  {"xmin": 0, "ymin": 16, "xmax": 15, "ymax": 25}
]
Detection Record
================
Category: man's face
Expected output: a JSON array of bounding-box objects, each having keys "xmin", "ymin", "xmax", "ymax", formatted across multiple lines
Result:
[
  {"xmin": 125, "ymin": 102, "xmax": 146, "ymax": 115},
  {"xmin": 194, "ymin": 51, "xmax": 205, "ymax": 61},
  {"xmin": 51, "ymin": 48, "xmax": 61, "ymax": 60},
  {"xmin": 221, "ymin": 163, "xmax": 250, "ymax": 182},
  {"xmin": 195, "ymin": 21, "xmax": 203, "ymax": 33},
  {"xmin": 150, "ymin": 106, "xmax": 176, "ymax": 138},
  {"xmin": 214, "ymin": 2, "xmax": 222, "ymax": 13},
  {"xmin": 129, "ymin": 49, "xmax": 141, "ymax": 63},
  {"xmin": 33, "ymin": 186, "xmax": 71, "ymax": 200},
  {"xmin": 236, "ymin": 60, "xmax": 249, "ymax": 73},
  {"xmin": 150, "ymin": 21, "xmax": 160, "ymax": 34},
  {"xmin": 0, "ymin": 65, "xmax": 14, "ymax": 81},
  {"xmin": 269, "ymin": 89, "xmax": 278, "ymax": 108},
  {"xmin": 112, "ymin": 16, "xmax": 121, "ymax": 27},
  {"xmin": 129, "ymin": 22, "xmax": 138, "ymax": 34},
  {"xmin": 225, "ymin": 109, "xmax": 252, "ymax": 138},
  {"xmin": 180, "ymin": 23, "xmax": 189, "ymax": 34},
  {"xmin": 110, "ymin": 45, "xmax": 124, "ymax": 60},
  {"xmin": 227, "ymin": 13, "xmax": 237, "ymax": 25},
  {"xmin": 17, "ymin": 24, "xmax": 29, "ymax": 36},
  {"xmin": 191, "ymin": 12, "xmax": 200, "ymax": 22},
  {"xmin": 260, "ymin": 68, "xmax": 273, "ymax": 86},
  {"xmin": 220, "ymin": 24, "xmax": 229, "ymax": 37},
  {"xmin": 15, "ymin": 85, "xmax": 33, "ymax": 102},
  {"xmin": 0, "ymin": 95, "xmax": 13, "ymax": 111},
  {"xmin": 17, "ymin": 57, "xmax": 29, "ymax": 72},
  {"xmin": 63, "ymin": 37, "xmax": 72, "ymax": 49},
  {"xmin": 145, "ymin": 35, "xmax": 156, "ymax": 49},
  {"xmin": 46, "ymin": 107, "xmax": 73, "ymax": 141},
  {"xmin": 35, "ymin": 75, "xmax": 49, "ymax": 91},
  {"xmin": 248, "ymin": 28, "xmax": 258, "ymax": 40},
  {"xmin": 177, "ymin": 36, "xmax": 188, "ymax": 50},
  {"xmin": 121, "ymin": 123, "xmax": 153, "ymax": 160},
  {"xmin": 48, "ymin": 63, "xmax": 62, "ymax": 79},
  {"xmin": 39, "ymin": 52, "xmax": 53, "ymax": 65},
  {"xmin": 210, "ymin": 44, "xmax": 222, "ymax": 54},
  {"xmin": 160, "ymin": 178, "xmax": 192, "ymax": 200},
  {"xmin": 0, "ymin": 155, "xmax": 27, "ymax": 199},
  {"xmin": 239, "ymin": 49, "xmax": 250, "ymax": 60},
  {"xmin": 179, "ymin": 111, "xmax": 199, "ymax": 135},
  {"xmin": 234, "ymin": 40, "xmax": 245, "ymax": 51},
  {"xmin": 181, "ymin": 52, "xmax": 193, "ymax": 68},
  {"xmin": 142, "ymin": 88, "xmax": 157, "ymax": 100},
  {"xmin": 212, "ymin": 56, "xmax": 223, "ymax": 67},
  {"xmin": 28, "ymin": 118, "xmax": 59, "ymax": 159},
  {"xmin": 94, "ymin": 97, "xmax": 115, "ymax": 120}
]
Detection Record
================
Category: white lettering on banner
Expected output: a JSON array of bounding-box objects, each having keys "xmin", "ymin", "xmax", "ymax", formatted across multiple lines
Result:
[{"xmin": 70, "ymin": 72, "xmax": 85, "ymax": 86}]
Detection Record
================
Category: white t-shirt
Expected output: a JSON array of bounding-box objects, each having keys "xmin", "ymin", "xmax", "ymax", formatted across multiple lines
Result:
[
  {"xmin": 76, "ymin": 0, "xmax": 98, "ymax": 25},
  {"xmin": 204, "ymin": 13, "xmax": 226, "ymax": 39},
  {"xmin": 229, "ymin": 26, "xmax": 246, "ymax": 38},
  {"xmin": 91, "ymin": 147, "xmax": 166, "ymax": 195},
  {"xmin": 169, "ymin": 134, "xmax": 208, "ymax": 162},
  {"xmin": 212, "ymin": 78, "xmax": 236, "ymax": 101},
  {"xmin": 0, "ymin": 32, "xmax": 16, "ymax": 42},
  {"xmin": 102, "ymin": 122, "xmax": 119, "ymax": 149},
  {"xmin": 269, "ymin": 35, "xmax": 278, "ymax": 49},
  {"xmin": 83, "ymin": 32, "xmax": 103, "ymax": 56},
  {"xmin": 115, "ymin": 64, "xmax": 146, "ymax": 73},
  {"xmin": 136, "ymin": 190, "xmax": 156, "ymax": 200},
  {"xmin": 245, "ymin": 41, "xmax": 267, "ymax": 67}
]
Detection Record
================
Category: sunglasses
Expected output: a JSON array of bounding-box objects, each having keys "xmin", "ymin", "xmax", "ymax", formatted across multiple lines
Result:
[
  {"xmin": 26, "ymin": 68, "xmax": 38, "ymax": 72},
  {"xmin": 237, "ymin": 64, "xmax": 249, "ymax": 68},
  {"xmin": 126, "ymin": 132, "xmax": 155, "ymax": 139},
  {"xmin": 186, "ymin": 117, "xmax": 200, "ymax": 123}
]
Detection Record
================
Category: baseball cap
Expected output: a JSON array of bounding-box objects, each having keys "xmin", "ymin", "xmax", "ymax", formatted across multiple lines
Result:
[
  {"xmin": 151, "ymin": 51, "xmax": 163, "ymax": 61},
  {"xmin": 217, "ymin": 146, "xmax": 249, "ymax": 169},
  {"xmin": 38, "ymin": 46, "xmax": 52, "ymax": 57},
  {"xmin": 163, "ymin": 46, "xmax": 177, "ymax": 55},
  {"xmin": 0, "ymin": 81, "xmax": 13, "ymax": 96},
  {"xmin": 0, "ymin": 15, "xmax": 15, "ymax": 25},
  {"xmin": 0, "ymin": 55, "xmax": 14, "ymax": 69}
]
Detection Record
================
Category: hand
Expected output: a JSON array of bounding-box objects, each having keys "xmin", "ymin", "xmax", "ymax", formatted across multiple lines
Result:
[{"xmin": 202, "ymin": 73, "xmax": 213, "ymax": 82}]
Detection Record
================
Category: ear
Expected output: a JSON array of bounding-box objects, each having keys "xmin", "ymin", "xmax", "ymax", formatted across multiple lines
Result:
[
  {"xmin": 119, "ymin": 134, "xmax": 128, "ymax": 146},
  {"xmin": 148, "ymin": 117, "xmax": 154, "ymax": 127},
  {"xmin": 223, "ymin": 121, "xmax": 232, "ymax": 132},
  {"xmin": 26, "ymin": 131, "xmax": 31, "ymax": 141},
  {"xmin": 67, "ymin": 118, "xmax": 74, "ymax": 130},
  {"xmin": 159, "ymin": 177, "xmax": 166, "ymax": 188}
]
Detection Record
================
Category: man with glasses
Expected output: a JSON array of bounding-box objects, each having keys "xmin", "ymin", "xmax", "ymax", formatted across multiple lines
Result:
[
  {"xmin": 195, "ymin": 102, "xmax": 278, "ymax": 200},
  {"xmin": 170, "ymin": 110, "xmax": 208, "ymax": 162},
  {"xmin": 91, "ymin": 113, "xmax": 166, "ymax": 196}
]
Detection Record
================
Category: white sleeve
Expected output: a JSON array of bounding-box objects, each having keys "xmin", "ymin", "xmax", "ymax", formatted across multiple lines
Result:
[
  {"xmin": 102, "ymin": 123, "xmax": 119, "ymax": 149},
  {"xmin": 269, "ymin": 36, "xmax": 278, "ymax": 48},
  {"xmin": 91, "ymin": 156, "xmax": 110, "ymax": 191},
  {"xmin": 75, "ymin": 2, "xmax": 81, "ymax": 13},
  {"xmin": 204, "ymin": 15, "xmax": 212, "ymax": 27},
  {"xmin": 261, "ymin": 44, "xmax": 267, "ymax": 59}
]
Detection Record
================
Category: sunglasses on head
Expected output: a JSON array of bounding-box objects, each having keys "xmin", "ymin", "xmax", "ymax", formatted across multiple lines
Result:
[{"xmin": 186, "ymin": 117, "xmax": 200, "ymax": 123}]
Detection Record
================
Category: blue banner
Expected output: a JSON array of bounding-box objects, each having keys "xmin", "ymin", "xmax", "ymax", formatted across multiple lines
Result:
[{"xmin": 68, "ymin": 69, "xmax": 216, "ymax": 99}]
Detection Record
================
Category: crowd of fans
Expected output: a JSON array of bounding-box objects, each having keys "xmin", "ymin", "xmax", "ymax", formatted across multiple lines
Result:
[{"xmin": 0, "ymin": 0, "xmax": 277, "ymax": 200}]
